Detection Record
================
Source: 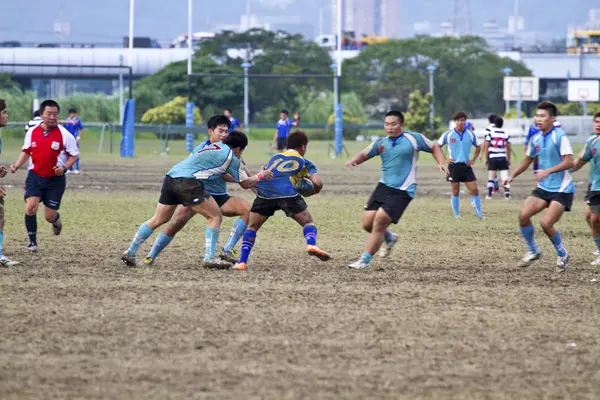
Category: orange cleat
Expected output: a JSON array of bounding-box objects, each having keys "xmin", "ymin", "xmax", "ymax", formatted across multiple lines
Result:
[
  {"xmin": 307, "ymin": 245, "xmax": 331, "ymax": 261},
  {"xmin": 232, "ymin": 262, "xmax": 248, "ymax": 270}
]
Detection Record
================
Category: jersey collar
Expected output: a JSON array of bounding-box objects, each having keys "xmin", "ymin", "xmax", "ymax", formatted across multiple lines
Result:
[{"xmin": 387, "ymin": 133, "xmax": 404, "ymax": 146}]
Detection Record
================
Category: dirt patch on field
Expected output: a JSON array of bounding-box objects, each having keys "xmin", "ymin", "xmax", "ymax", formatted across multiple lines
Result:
[{"xmin": 0, "ymin": 161, "xmax": 598, "ymax": 399}]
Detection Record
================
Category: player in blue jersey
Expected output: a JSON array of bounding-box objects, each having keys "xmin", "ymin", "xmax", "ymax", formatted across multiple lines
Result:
[
  {"xmin": 142, "ymin": 116, "xmax": 255, "ymax": 266},
  {"xmin": 525, "ymin": 119, "xmax": 561, "ymax": 173},
  {"xmin": 505, "ymin": 102, "xmax": 574, "ymax": 272},
  {"xmin": 572, "ymin": 112, "xmax": 600, "ymax": 264},
  {"xmin": 272, "ymin": 109, "xmax": 299, "ymax": 151},
  {"xmin": 121, "ymin": 130, "xmax": 273, "ymax": 269},
  {"xmin": 232, "ymin": 130, "xmax": 330, "ymax": 271},
  {"xmin": 224, "ymin": 108, "xmax": 241, "ymax": 132},
  {"xmin": 344, "ymin": 111, "xmax": 448, "ymax": 269},
  {"xmin": 61, "ymin": 108, "xmax": 84, "ymax": 174},
  {"xmin": 438, "ymin": 111, "xmax": 483, "ymax": 219}
]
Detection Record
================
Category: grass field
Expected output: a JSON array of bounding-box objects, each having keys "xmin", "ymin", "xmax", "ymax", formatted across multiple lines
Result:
[{"xmin": 1, "ymin": 137, "xmax": 599, "ymax": 399}]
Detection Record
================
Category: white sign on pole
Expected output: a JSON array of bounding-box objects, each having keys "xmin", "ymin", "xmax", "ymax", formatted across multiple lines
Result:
[
  {"xmin": 567, "ymin": 80, "xmax": 599, "ymax": 102},
  {"xmin": 503, "ymin": 77, "xmax": 539, "ymax": 101}
]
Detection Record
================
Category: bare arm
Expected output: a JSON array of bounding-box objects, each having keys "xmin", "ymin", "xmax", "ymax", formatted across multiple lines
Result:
[
  {"xmin": 507, "ymin": 156, "xmax": 534, "ymax": 183},
  {"xmin": 506, "ymin": 143, "xmax": 512, "ymax": 165},
  {"xmin": 482, "ymin": 141, "xmax": 490, "ymax": 164},
  {"xmin": 308, "ymin": 173, "xmax": 323, "ymax": 194},
  {"xmin": 345, "ymin": 151, "xmax": 369, "ymax": 167},
  {"xmin": 572, "ymin": 156, "xmax": 587, "ymax": 173},
  {"xmin": 470, "ymin": 145, "xmax": 482, "ymax": 165},
  {"xmin": 239, "ymin": 168, "xmax": 274, "ymax": 190},
  {"xmin": 431, "ymin": 144, "xmax": 449, "ymax": 175},
  {"xmin": 11, "ymin": 152, "xmax": 31, "ymax": 173}
]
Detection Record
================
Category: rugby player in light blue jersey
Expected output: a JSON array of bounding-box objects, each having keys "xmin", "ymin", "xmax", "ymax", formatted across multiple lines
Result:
[
  {"xmin": 505, "ymin": 102, "xmax": 574, "ymax": 272},
  {"xmin": 143, "ymin": 116, "xmax": 255, "ymax": 266},
  {"xmin": 438, "ymin": 111, "xmax": 483, "ymax": 219},
  {"xmin": 572, "ymin": 112, "xmax": 600, "ymax": 264},
  {"xmin": 121, "ymin": 130, "xmax": 273, "ymax": 269},
  {"xmin": 344, "ymin": 111, "xmax": 448, "ymax": 269}
]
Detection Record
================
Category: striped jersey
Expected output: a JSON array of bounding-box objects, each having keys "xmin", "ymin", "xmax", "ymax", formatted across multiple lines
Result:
[
  {"xmin": 24, "ymin": 117, "xmax": 42, "ymax": 133},
  {"xmin": 485, "ymin": 127, "xmax": 510, "ymax": 159}
]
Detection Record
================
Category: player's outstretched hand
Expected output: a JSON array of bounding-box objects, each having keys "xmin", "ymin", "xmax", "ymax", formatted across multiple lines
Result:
[
  {"xmin": 259, "ymin": 167, "xmax": 274, "ymax": 181},
  {"xmin": 438, "ymin": 164, "xmax": 449, "ymax": 176},
  {"xmin": 0, "ymin": 185, "xmax": 6, "ymax": 198},
  {"xmin": 503, "ymin": 176, "xmax": 513, "ymax": 186},
  {"xmin": 344, "ymin": 160, "xmax": 357, "ymax": 168},
  {"xmin": 10, "ymin": 164, "xmax": 17, "ymax": 174},
  {"xmin": 0, "ymin": 165, "xmax": 7, "ymax": 178}
]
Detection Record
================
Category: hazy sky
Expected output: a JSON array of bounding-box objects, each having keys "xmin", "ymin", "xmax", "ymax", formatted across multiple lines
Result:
[{"xmin": 0, "ymin": 0, "xmax": 595, "ymax": 45}]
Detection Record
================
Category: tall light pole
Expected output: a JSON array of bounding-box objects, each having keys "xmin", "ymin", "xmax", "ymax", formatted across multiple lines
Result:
[
  {"xmin": 333, "ymin": 0, "xmax": 343, "ymax": 157},
  {"xmin": 427, "ymin": 64, "xmax": 436, "ymax": 129},
  {"xmin": 185, "ymin": 0, "xmax": 194, "ymax": 152},
  {"xmin": 502, "ymin": 66, "xmax": 512, "ymax": 115},
  {"xmin": 128, "ymin": 0, "xmax": 134, "ymax": 69},
  {"xmin": 242, "ymin": 61, "xmax": 252, "ymax": 134}
]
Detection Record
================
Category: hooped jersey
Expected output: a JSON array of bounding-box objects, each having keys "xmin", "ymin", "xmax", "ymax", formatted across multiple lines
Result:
[{"xmin": 256, "ymin": 149, "xmax": 318, "ymax": 199}]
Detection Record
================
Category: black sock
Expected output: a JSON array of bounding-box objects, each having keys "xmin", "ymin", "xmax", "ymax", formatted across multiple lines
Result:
[{"xmin": 25, "ymin": 214, "xmax": 37, "ymax": 245}]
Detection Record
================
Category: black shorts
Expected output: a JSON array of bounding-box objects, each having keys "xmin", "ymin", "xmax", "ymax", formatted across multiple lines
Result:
[
  {"xmin": 364, "ymin": 183, "xmax": 412, "ymax": 224},
  {"xmin": 531, "ymin": 188, "xmax": 574, "ymax": 212},
  {"xmin": 588, "ymin": 191, "xmax": 600, "ymax": 214},
  {"xmin": 487, "ymin": 157, "xmax": 509, "ymax": 171},
  {"xmin": 212, "ymin": 194, "xmax": 231, "ymax": 208},
  {"xmin": 24, "ymin": 171, "xmax": 66, "ymax": 210},
  {"xmin": 251, "ymin": 195, "xmax": 307, "ymax": 217},
  {"xmin": 158, "ymin": 175, "xmax": 211, "ymax": 207},
  {"xmin": 276, "ymin": 136, "xmax": 287, "ymax": 150},
  {"xmin": 584, "ymin": 183, "xmax": 592, "ymax": 203},
  {"xmin": 447, "ymin": 163, "xmax": 477, "ymax": 183}
]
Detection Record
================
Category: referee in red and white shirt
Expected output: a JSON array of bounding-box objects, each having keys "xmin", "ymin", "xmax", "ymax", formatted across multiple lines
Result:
[{"xmin": 11, "ymin": 100, "xmax": 79, "ymax": 253}]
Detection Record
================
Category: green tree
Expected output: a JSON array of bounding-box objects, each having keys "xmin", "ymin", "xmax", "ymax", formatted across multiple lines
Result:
[
  {"xmin": 326, "ymin": 92, "xmax": 368, "ymax": 125},
  {"xmin": 404, "ymin": 90, "xmax": 442, "ymax": 138},
  {"xmin": 343, "ymin": 36, "xmax": 530, "ymax": 120},
  {"xmin": 0, "ymin": 73, "xmax": 21, "ymax": 92},
  {"xmin": 141, "ymin": 96, "xmax": 202, "ymax": 124},
  {"xmin": 136, "ymin": 28, "xmax": 332, "ymax": 123}
]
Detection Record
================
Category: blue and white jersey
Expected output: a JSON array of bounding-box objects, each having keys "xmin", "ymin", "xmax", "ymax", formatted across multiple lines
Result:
[
  {"xmin": 527, "ymin": 128, "xmax": 574, "ymax": 193},
  {"xmin": 581, "ymin": 134, "xmax": 600, "ymax": 191},
  {"xmin": 168, "ymin": 142, "xmax": 248, "ymax": 183},
  {"xmin": 191, "ymin": 140, "xmax": 228, "ymax": 195},
  {"xmin": 276, "ymin": 119, "xmax": 295, "ymax": 139},
  {"xmin": 256, "ymin": 150, "xmax": 318, "ymax": 199},
  {"xmin": 437, "ymin": 129, "xmax": 478, "ymax": 164},
  {"xmin": 363, "ymin": 132, "xmax": 434, "ymax": 198},
  {"xmin": 525, "ymin": 120, "xmax": 561, "ymax": 146}
]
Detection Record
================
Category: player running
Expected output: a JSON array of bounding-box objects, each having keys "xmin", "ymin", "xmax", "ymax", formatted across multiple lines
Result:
[
  {"xmin": 505, "ymin": 102, "xmax": 574, "ymax": 272},
  {"xmin": 344, "ymin": 111, "xmax": 448, "ymax": 269},
  {"xmin": 572, "ymin": 112, "xmax": 600, "ymax": 264},
  {"xmin": 142, "ymin": 116, "xmax": 254, "ymax": 266},
  {"xmin": 438, "ymin": 111, "xmax": 483, "ymax": 219},
  {"xmin": 121, "ymin": 131, "xmax": 273, "ymax": 269},
  {"xmin": 483, "ymin": 116, "xmax": 511, "ymax": 200},
  {"xmin": 11, "ymin": 100, "xmax": 79, "ymax": 253},
  {"xmin": 232, "ymin": 130, "xmax": 329, "ymax": 271}
]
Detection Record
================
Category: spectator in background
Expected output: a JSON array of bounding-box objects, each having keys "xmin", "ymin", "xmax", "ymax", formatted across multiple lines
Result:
[
  {"xmin": 24, "ymin": 110, "xmax": 42, "ymax": 133},
  {"xmin": 224, "ymin": 108, "xmax": 241, "ymax": 133},
  {"xmin": 61, "ymin": 108, "xmax": 84, "ymax": 174},
  {"xmin": 273, "ymin": 109, "xmax": 300, "ymax": 152}
]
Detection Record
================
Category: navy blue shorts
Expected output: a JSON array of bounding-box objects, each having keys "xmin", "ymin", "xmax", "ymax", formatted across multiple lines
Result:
[
  {"xmin": 276, "ymin": 136, "xmax": 287, "ymax": 150},
  {"xmin": 24, "ymin": 171, "xmax": 66, "ymax": 210}
]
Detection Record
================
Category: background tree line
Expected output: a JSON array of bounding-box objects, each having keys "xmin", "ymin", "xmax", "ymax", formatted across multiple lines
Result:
[{"xmin": 1, "ymin": 29, "xmax": 596, "ymax": 138}]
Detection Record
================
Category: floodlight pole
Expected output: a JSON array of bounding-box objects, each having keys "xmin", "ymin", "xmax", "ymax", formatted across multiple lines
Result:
[
  {"xmin": 242, "ymin": 61, "xmax": 252, "ymax": 134},
  {"xmin": 502, "ymin": 67, "xmax": 512, "ymax": 114},
  {"xmin": 427, "ymin": 64, "xmax": 436, "ymax": 129}
]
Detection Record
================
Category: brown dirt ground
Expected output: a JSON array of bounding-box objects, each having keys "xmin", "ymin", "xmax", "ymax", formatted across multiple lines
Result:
[{"xmin": 0, "ymin": 161, "xmax": 599, "ymax": 399}]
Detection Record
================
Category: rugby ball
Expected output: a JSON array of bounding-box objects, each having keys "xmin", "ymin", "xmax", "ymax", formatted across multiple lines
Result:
[{"xmin": 294, "ymin": 177, "xmax": 316, "ymax": 197}]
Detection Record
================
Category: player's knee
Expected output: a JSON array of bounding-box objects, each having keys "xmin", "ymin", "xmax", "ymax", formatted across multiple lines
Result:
[
  {"xmin": 539, "ymin": 219, "xmax": 553, "ymax": 233},
  {"xmin": 590, "ymin": 214, "xmax": 600, "ymax": 227},
  {"xmin": 362, "ymin": 220, "xmax": 372, "ymax": 233},
  {"xmin": 25, "ymin": 204, "xmax": 38, "ymax": 216}
]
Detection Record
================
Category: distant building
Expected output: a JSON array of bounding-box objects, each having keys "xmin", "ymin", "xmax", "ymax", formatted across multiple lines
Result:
[{"xmin": 331, "ymin": 0, "xmax": 399, "ymax": 38}]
